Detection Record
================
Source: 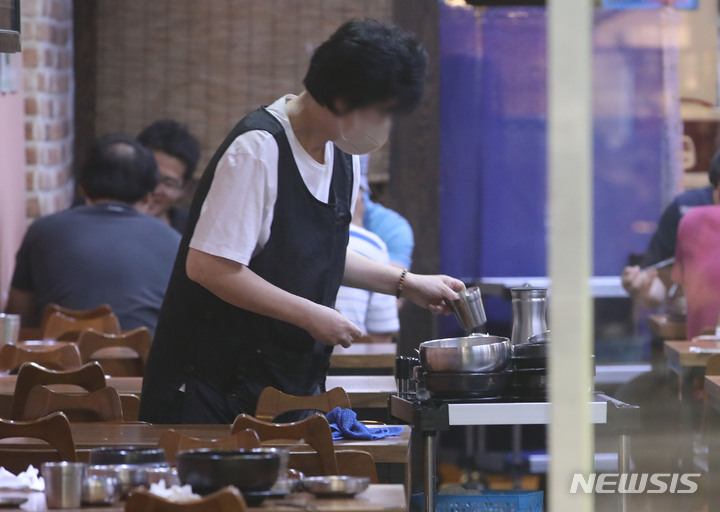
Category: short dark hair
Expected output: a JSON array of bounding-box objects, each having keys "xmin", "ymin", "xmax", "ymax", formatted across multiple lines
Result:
[
  {"xmin": 137, "ymin": 120, "xmax": 200, "ymax": 181},
  {"xmin": 78, "ymin": 134, "xmax": 159, "ymax": 203},
  {"xmin": 304, "ymin": 19, "xmax": 428, "ymax": 115},
  {"xmin": 711, "ymin": 148, "xmax": 720, "ymax": 189}
]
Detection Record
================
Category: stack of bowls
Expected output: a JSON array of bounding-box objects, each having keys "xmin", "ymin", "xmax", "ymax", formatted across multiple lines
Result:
[
  {"xmin": 510, "ymin": 331, "xmax": 549, "ymax": 400},
  {"xmin": 86, "ymin": 446, "xmax": 168, "ymax": 497}
]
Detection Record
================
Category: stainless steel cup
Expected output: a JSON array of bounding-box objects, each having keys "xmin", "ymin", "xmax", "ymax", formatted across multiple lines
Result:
[
  {"xmin": 0, "ymin": 314, "xmax": 20, "ymax": 345},
  {"xmin": 81, "ymin": 475, "xmax": 121, "ymax": 506},
  {"xmin": 450, "ymin": 287, "xmax": 487, "ymax": 332},
  {"xmin": 270, "ymin": 447, "xmax": 292, "ymax": 493},
  {"xmin": 42, "ymin": 462, "xmax": 86, "ymax": 509}
]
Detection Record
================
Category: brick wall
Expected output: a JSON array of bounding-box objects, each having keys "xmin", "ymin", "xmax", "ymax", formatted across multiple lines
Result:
[
  {"xmin": 22, "ymin": 0, "xmax": 74, "ymax": 220},
  {"xmin": 89, "ymin": 0, "xmax": 392, "ymax": 178}
]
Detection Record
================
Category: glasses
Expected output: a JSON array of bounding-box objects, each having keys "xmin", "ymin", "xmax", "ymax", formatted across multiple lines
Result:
[{"xmin": 157, "ymin": 175, "xmax": 184, "ymax": 191}]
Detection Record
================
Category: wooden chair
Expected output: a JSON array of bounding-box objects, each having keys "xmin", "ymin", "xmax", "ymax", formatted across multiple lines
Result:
[
  {"xmin": 120, "ymin": 394, "xmax": 141, "ymax": 422},
  {"xmin": 158, "ymin": 429, "xmax": 261, "ymax": 465},
  {"xmin": 0, "ymin": 344, "xmax": 82, "ymax": 373},
  {"xmin": 232, "ymin": 413, "xmax": 338, "ymax": 474},
  {"xmin": 77, "ymin": 328, "xmax": 152, "ymax": 377},
  {"xmin": 10, "ymin": 362, "xmax": 107, "ymax": 420},
  {"xmin": 701, "ymin": 354, "xmax": 720, "ymax": 445},
  {"xmin": 42, "ymin": 303, "xmax": 114, "ymax": 326},
  {"xmin": 255, "ymin": 387, "xmax": 351, "ymax": 422},
  {"xmin": 126, "ymin": 486, "xmax": 246, "ymax": 512},
  {"xmin": 42, "ymin": 304, "xmax": 120, "ymax": 340},
  {"xmin": 232, "ymin": 413, "xmax": 378, "ymax": 482},
  {"xmin": 21, "ymin": 386, "xmax": 124, "ymax": 422},
  {"xmin": 0, "ymin": 412, "xmax": 76, "ymax": 474}
]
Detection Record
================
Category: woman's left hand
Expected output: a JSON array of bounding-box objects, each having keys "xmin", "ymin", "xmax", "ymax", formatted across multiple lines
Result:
[{"xmin": 402, "ymin": 273, "xmax": 466, "ymax": 314}]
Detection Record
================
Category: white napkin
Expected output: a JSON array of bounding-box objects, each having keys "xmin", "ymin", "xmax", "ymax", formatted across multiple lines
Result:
[
  {"xmin": 0, "ymin": 466, "xmax": 44, "ymax": 491},
  {"xmin": 148, "ymin": 480, "xmax": 199, "ymax": 502}
]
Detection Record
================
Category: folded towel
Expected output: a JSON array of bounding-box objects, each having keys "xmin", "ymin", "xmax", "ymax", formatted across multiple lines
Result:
[{"xmin": 326, "ymin": 407, "xmax": 403, "ymax": 441}]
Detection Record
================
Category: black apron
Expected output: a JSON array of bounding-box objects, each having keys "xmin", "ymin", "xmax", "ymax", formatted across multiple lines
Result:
[{"xmin": 138, "ymin": 108, "xmax": 353, "ymax": 424}]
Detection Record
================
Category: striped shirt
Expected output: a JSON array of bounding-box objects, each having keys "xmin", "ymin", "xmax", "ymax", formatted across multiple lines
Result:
[{"xmin": 336, "ymin": 225, "xmax": 400, "ymax": 334}]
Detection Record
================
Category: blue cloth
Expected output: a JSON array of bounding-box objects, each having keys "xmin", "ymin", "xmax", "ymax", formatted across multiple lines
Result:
[
  {"xmin": 363, "ymin": 193, "xmax": 415, "ymax": 269},
  {"xmin": 326, "ymin": 407, "xmax": 404, "ymax": 441}
]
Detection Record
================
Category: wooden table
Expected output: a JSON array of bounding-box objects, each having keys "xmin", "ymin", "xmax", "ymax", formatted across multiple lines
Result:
[
  {"xmin": 20, "ymin": 341, "xmax": 399, "ymax": 372},
  {"xmin": 0, "ymin": 375, "xmax": 397, "ymax": 411},
  {"xmin": 704, "ymin": 376, "xmax": 720, "ymax": 512},
  {"xmin": 0, "ymin": 484, "xmax": 407, "ymax": 512},
  {"xmin": 650, "ymin": 314, "xmax": 687, "ymax": 340},
  {"xmin": 664, "ymin": 339, "xmax": 720, "ymax": 399},
  {"xmin": 331, "ymin": 344, "xmax": 396, "ymax": 370},
  {"xmin": 0, "ymin": 423, "xmax": 410, "ymax": 465},
  {"xmin": 0, "ymin": 375, "xmax": 142, "ymax": 395}
]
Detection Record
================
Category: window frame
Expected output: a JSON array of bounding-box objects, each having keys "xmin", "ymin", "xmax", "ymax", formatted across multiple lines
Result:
[{"xmin": 0, "ymin": 0, "xmax": 21, "ymax": 53}]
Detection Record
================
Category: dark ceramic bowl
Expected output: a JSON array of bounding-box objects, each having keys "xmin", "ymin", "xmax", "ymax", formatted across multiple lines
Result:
[
  {"xmin": 88, "ymin": 446, "xmax": 167, "ymax": 466},
  {"xmin": 176, "ymin": 449, "xmax": 280, "ymax": 496}
]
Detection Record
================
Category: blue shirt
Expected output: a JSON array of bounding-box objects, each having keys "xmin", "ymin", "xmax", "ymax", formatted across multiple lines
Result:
[
  {"xmin": 336, "ymin": 225, "xmax": 400, "ymax": 335},
  {"xmin": 363, "ymin": 192, "xmax": 415, "ymax": 269}
]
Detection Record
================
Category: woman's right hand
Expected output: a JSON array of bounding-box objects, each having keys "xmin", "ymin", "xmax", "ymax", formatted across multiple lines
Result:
[{"xmin": 303, "ymin": 305, "xmax": 363, "ymax": 348}]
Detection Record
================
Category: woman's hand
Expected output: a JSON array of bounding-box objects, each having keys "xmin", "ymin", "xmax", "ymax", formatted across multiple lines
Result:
[
  {"xmin": 302, "ymin": 305, "xmax": 363, "ymax": 348},
  {"xmin": 402, "ymin": 273, "xmax": 466, "ymax": 314}
]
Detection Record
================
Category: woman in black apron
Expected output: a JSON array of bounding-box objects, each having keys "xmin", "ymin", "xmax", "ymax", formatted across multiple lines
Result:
[{"xmin": 139, "ymin": 20, "xmax": 465, "ymax": 424}]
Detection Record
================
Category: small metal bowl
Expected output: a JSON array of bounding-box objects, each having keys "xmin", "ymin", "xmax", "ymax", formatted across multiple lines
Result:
[
  {"xmin": 419, "ymin": 335, "xmax": 511, "ymax": 373},
  {"xmin": 302, "ymin": 476, "xmax": 370, "ymax": 498},
  {"xmin": 87, "ymin": 465, "xmax": 150, "ymax": 498},
  {"xmin": 81, "ymin": 475, "xmax": 121, "ymax": 506},
  {"xmin": 145, "ymin": 466, "xmax": 181, "ymax": 487}
]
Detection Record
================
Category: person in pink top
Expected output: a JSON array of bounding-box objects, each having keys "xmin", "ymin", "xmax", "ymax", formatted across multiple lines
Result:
[{"xmin": 672, "ymin": 204, "xmax": 720, "ymax": 339}]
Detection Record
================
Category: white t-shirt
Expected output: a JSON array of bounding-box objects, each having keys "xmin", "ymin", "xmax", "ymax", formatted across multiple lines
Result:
[
  {"xmin": 335, "ymin": 225, "xmax": 400, "ymax": 335},
  {"xmin": 190, "ymin": 95, "xmax": 360, "ymax": 265}
]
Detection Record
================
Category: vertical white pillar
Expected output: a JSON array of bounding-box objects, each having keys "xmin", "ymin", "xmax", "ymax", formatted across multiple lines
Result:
[{"xmin": 547, "ymin": 0, "xmax": 594, "ymax": 511}]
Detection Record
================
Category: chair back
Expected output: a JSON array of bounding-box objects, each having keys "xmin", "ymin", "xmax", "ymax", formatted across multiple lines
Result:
[
  {"xmin": 707, "ymin": 354, "xmax": 720, "ymax": 377},
  {"xmin": 158, "ymin": 429, "xmax": 261, "ymax": 465},
  {"xmin": 120, "ymin": 394, "xmax": 141, "ymax": 422},
  {"xmin": 125, "ymin": 486, "xmax": 246, "ymax": 512},
  {"xmin": 21, "ymin": 386, "xmax": 124, "ymax": 422},
  {"xmin": 42, "ymin": 304, "xmax": 120, "ymax": 340},
  {"xmin": 0, "ymin": 344, "xmax": 82, "ymax": 373},
  {"xmin": 290, "ymin": 450, "xmax": 379, "ymax": 482},
  {"xmin": 0, "ymin": 412, "xmax": 76, "ymax": 474},
  {"xmin": 255, "ymin": 387, "xmax": 351, "ymax": 422},
  {"xmin": 77, "ymin": 328, "xmax": 152, "ymax": 377},
  {"xmin": 232, "ymin": 413, "xmax": 338, "ymax": 474},
  {"xmin": 10, "ymin": 362, "xmax": 107, "ymax": 419}
]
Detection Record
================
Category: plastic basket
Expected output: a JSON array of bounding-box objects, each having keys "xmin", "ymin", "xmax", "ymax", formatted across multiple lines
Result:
[
  {"xmin": 602, "ymin": 0, "xmax": 698, "ymax": 9},
  {"xmin": 411, "ymin": 491, "xmax": 544, "ymax": 512}
]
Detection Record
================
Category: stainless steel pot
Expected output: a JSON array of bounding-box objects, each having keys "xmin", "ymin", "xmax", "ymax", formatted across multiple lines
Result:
[{"xmin": 419, "ymin": 335, "xmax": 511, "ymax": 373}]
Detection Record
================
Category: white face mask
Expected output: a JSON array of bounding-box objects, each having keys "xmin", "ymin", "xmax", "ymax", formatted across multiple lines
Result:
[{"xmin": 333, "ymin": 112, "xmax": 391, "ymax": 155}]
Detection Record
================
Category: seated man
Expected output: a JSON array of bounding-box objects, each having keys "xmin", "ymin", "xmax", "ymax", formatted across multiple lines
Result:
[
  {"xmin": 137, "ymin": 120, "xmax": 200, "ymax": 234},
  {"xmin": 6, "ymin": 134, "xmax": 181, "ymax": 334},
  {"xmin": 359, "ymin": 155, "xmax": 415, "ymax": 270},
  {"xmin": 622, "ymin": 152, "xmax": 720, "ymax": 307},
  {"xmin": 335, "ymin": 192, "xmax": 400, "ymax": 343},
  {"xmin": 672, "ymin": 205, "xmax": 720, "ymax": 339}
]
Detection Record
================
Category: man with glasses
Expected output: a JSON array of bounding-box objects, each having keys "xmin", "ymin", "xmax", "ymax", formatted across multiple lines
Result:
[{"xmin": 137, "ymin": 120, "xmax": 201, "ymax": 234}]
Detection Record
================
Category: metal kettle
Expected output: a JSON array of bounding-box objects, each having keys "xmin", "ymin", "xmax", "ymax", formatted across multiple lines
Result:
[{"xmin": 510, "ymin": 286, "xmax": 548, "ymax": 346}]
